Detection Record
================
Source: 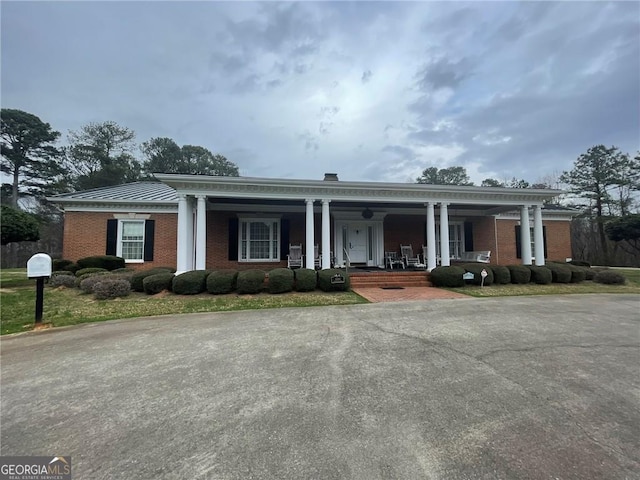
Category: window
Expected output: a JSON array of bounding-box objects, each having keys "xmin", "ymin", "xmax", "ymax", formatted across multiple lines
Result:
[
  {"xmin": 118, "ymin": 220, "xmax": 145, "ymax": 261},
  {"xmin": 239, "ymin": 218, "xmax": 280, "ymax": 262},
  {"xmin": 436, "ymin": 223, "xmax": 464, "ymax": 259}
]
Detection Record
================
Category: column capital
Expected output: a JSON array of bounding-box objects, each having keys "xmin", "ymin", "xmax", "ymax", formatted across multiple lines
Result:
[
  {"xmin": 439, "ymin": 202, "xmax": 449, "ymax": 207},
  {"xmin": 321, "ymin": 198, "xmax": 331, "ymax": 205},
  {"xmin": 195, "ymin": 194, "xmax": 207, "ymax": 200},
  {"xmin": 305, "ymin": 198, "xmax": 316, "ymax": 204},
  {"xmin": 178, "ymin": 193, "xmax": 188, "ymax": 201}
]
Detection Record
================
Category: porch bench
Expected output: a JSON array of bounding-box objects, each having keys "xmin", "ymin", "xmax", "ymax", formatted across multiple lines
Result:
[{"xmin": 459, "ymin": 250, "xmax": 491, "ymax": 263}]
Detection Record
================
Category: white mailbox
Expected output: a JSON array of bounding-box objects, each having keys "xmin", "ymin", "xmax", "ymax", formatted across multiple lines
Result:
[{"xmin": 27, "ymin": 253, "xmax": 52, "ymax": 278}]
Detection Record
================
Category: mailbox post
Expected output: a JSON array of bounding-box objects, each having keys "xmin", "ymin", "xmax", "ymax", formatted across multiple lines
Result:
[{"xmin": 27, "ymin": 253, "xmax": 52, "ymax": 324}]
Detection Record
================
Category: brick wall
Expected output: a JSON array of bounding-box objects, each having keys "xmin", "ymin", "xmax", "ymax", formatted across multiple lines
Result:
[
  {"xmin": 62, "ymin": 211, "xmax": 177, "ymax": 270},
  {"xmin": 496, "ymin": 219, "xmax": 572, "ymax": 265},
  {"xmin": 383, "ymin": 215, "xmax": 426, "ymax": 254}
]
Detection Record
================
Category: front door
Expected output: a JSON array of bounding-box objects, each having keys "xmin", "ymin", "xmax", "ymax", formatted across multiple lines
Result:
[{"xmin": 347, "ymin": 224, "xmax": 367, "ymax": 263}]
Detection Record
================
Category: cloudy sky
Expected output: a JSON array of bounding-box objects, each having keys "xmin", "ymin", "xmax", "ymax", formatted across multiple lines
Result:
[{"xmin": 2, "ymin": 1, "xmax": 639, "ymax": 184}]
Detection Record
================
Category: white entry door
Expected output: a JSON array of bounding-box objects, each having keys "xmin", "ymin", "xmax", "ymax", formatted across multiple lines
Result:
[{"xmin": 347, "ymin": 224, "xmax": 367, "ymax": 263}]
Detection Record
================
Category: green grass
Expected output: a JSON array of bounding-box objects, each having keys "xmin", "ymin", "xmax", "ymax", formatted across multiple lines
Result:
[
  {"xmin": 0, "ymin": 284, "xmax": 368, "ymax": 335},
  {"xmin": 0, "ymin": 268, "xmax": 32, "ymax": 288},
  {"xmin": 449, "ymin": 268, "xmax": 640, "ymax": 297}
]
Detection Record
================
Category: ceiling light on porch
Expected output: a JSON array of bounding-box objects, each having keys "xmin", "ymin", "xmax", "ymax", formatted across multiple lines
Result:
[{"xmin": 362, "ymin": 207, "xmax": 373, "ymax": 219}]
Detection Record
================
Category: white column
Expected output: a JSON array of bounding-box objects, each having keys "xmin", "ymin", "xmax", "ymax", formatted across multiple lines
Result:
[
  {"xmin": 533, "ymin": 204, "xmax": 545, "ymax": 266},
  {"xmin": 176, "ymin": 194, "xmax": 189, "ymax": 273},
  {"xmin": 195, "ymin": 195, "xmax": 207, "ymax": 270},
  {"xmin": 305, "ymin": 199, "xmax": 315, "ymax": 270},
  {"xmin": 321, "ymin": 199, "xmax": 331, "ymax": 269},
  {"xmin": 439, "ymin": 203, "xmax": 450, "ymax": 267},
  {"xmin": 186, "ymin": 197, "xmax": 195, "ymax": 271},
  {"xmin": 520, "ymin": 205, "xmax": 532, "ymax": 265},
  {"xmin": 426, "ymin": 202, "xmax": 437, "ymax": 271}
]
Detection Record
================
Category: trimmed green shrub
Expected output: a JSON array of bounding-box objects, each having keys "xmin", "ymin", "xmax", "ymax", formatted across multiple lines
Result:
[
  {"xmin": 52, "ymin": 259, "xmax": 74, "ymax": 272},
  {"xmin": 206, "ymin": 270, "xmax": 238, "ymax": 294},
  {"xmin": 546, "ymin": 263, "xmax": 572, "ymax": 283},
  {"xmin": 317, "ymin": 268, "xmax": 351, "ymax": 292},
  {"xmin": 267, "ymin": 268, "xmax": 294, "ymax": 294},
  {"xmin": 583, "ymin": 267, "xmax": 596, "ymax": 281},
  {"xmin": 569, "ymin": 260, "xmax": 591, "ymax": 267},
  {"xmin": 74, "ymin": 271, "xmax": 111, "ymax": 288},
  {"xmin": 527, "ymin": 266, "xmax": 552, "ymax": 284},
  {"xmin": 50, "ymin": 275, "xmax": 76, "ymax": 288},
  {"xmin": 490, "ymin": 265, "xmax": 511, "ymax": 285},
  {"xmin": 428, "ymin": 266, "xmax": 466, "ymax": 288},
  {"xmin": 93, "ymin": 279, "xmax": 131, "ymax": 300},
  {"xmin": 76, "ymin": 255, "xmax": 125, "ymax": 271},
  {"xmin": 461, "ymin": 264, "xmax": 493, "ymax": 286},
  {"xmin": 172, "ymin": 270, "xmax": 210, "ymax": 295},
  {"xmin": 75, "ymin": 267, "xmax": 108, "ymax": 277},
  {"xmin": 565, "ymin": 264, "xmax": 587, "ymax": 283},
  {"xmin": 130, "ymin": 267, "xmax": 175, "ymax": 292},
  {"xmin": 294, "ymin": 268, "xmax": 317, "ymax": 292},
  {"xmin": 594, "ymin": 270, "xmax": 626, "ymax": 285},
  {"xmin": 236, "ymin": 270, "xmax": 266, "ymax": 294},
  {"xmin": 507, "ymin": 265, "xmax": 531, "ymax": 284},
  {"xmin": 111, "ymin": 267, "xmax": 135, "ymax": 274},
  {"xmin": 143, "ymin": 272, "xmax": 175, "ymax": 294}
]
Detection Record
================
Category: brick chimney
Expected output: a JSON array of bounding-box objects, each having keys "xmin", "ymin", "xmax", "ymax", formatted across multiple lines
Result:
[{"xmin": 323, "ymin": 173, "xmax": 339, "ymax": 181}]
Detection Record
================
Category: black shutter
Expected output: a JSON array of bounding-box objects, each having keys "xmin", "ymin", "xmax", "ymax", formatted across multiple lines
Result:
[
  {"xmin": 464, "ymin": 221, "xmax": 474, "ymax": 251},
  {"xmin": 228, "ymin": 218, "xmax": 239, "ymax": 261},
  {"xmin": 515, "ymin": 225, "xmax": 522, "ymax": 259},
  {"xmin": 543, "ymin": 226, "xmax": 548, "ymax": 258},
  {"xmin": 106, "ymin": 219, "xmax": 118, "ymax": 255},
  {"xmin": 143, "ymin": 220, "xmax": 155, "ymax": 261},
  {"xmin": 280, "ymin": 219, "xmax": 290, "ymax": 258}
]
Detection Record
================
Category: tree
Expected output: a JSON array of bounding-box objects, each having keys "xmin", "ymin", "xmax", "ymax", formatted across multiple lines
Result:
[
  {"xmin": 1, "ymin": 205, "xmax": 40, "ymax": 245},
  {"xmin": 560, "ymin": 145, "xmax": 635, "ymax": 263},
  {"xmin": 66, "ymin": 121, "xmax": 140, "ymax": 190},
  {"xmin": 605, "ymin": 214, "xmax": 640, "ymax": 255},
  {"xmin": 1, "ymin": 109, "xmax": 65, "ymax": 207},
  {"xmin": 141, "ymin": 138, "xmax": 240, "ymax": 177},
  {"xmin": 481, "ymin": 178, "xmax": 503, "ymax": 187},
  {"xmin": 416, "ymin": 166, "xmax": 473, "ymax": 185}
]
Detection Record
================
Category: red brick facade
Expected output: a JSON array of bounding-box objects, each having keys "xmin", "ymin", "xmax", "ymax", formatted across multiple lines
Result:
[{"xmin": 62, "ymin": 210, "xmax": 572, "ymax": 269}]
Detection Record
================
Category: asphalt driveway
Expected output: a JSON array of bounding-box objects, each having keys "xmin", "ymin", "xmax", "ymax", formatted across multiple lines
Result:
[{"xmin": 1, "ymin": 294, "xmax": 639, "ymax": 479}]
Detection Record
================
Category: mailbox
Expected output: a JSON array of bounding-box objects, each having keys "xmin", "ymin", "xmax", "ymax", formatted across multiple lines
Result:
[{"xmin": 27, "ymin": 253, "xmax": 52, "ymax": 278}]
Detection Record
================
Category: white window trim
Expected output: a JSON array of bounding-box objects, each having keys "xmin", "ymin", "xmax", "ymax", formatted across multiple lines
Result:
[
  {"xmin": 116, "ymin": 219, "xmax": 145, "ymax": 263},
  {"xmin": 238, "ymin": 217, "xmax": 281, "ymax": 263}
]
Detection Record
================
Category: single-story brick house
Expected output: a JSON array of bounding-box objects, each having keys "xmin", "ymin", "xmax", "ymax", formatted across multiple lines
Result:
[{"xmin": 49, "ymin": 173, "xmax": 575, "ymax": 273}]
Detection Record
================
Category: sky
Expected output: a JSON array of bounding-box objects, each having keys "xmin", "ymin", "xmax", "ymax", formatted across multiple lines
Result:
[{"xmin": 2, "ymin": 1, "xmax": 639, "ymax": 185}]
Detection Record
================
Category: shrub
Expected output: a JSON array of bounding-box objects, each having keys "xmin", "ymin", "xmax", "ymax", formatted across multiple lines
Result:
[
  {"xmin": 583, "ymin": 267, "xmax": 596, "ymax": 281},
  {"xmin": 111, "ymin": 267, "xmax": 135, "ymax": 274},
  {"xmin": 172, "ymin": 270, "xmax": 210, "ymax": 295},
  {"xmin": 317, "ymin": 268, "xmax": 351, "ymax": 292},
  {"xmin": 75, "ymin": 267, "xmax": 108, "ymax": 277},
  {"xmin": 593, "ymin": 270, "xmax": 626, "ymax": 285},
  {"xmin": 206, "ymin": 270, "xmax": 238, "ymax": 294},
  {"xmin": 294, "ymin": 268, "xmax": 317, "ymax": 292},
  {"xmin": 76, "ymin": 255, "xmax": 125, "ymax": 271},
  {"xmin": 429, "ymin": 266, "xmax": 466, "ymax": 288},
  {"xmin": 569, "ymin": 260, "xmax": 591, "ymax": 268},
  {"xmin": 267, "ymin": 268, "xmax": 294, "ymax": 294},
  {"xmin": 49, "ymin": 275, "xmax": 76, "ymax": 288},
  {"xmin": 546, "ymin": 263, "xmax": 572, "ymax": 283},
  {"xmin": 527, "ymin": 266, "xmax": 552, "ymax": 284},
  {"xmin": 52, "ymin": 259, "xmax": 74, "ymax": 272},
  {"xmin": 565, "ymin": 264, "xmax": 587, "ymax": 283},
  {"xmin": 507, "ymin": 265, "xmax": 531, "ymax": 284},
  {"xmin": 143, "ymin": 272, "xmax": 175, "ymax": 294},
  {"xmin": 490, "ymin": 265, "xmax": 511, "ymax": 285},
  {"xmin": 461, "ymin": 264, "xmax": 493, "ymax": 286},
  {"xmin": 51, "ymin": 270, "xmax": 74, "ymax": 278},
  {"xmin": 74, "ymin": 271, "xmax": 111, "ymax": 288},
  {"xmin": 236, "ymin": 270, "xmax": 266, "ymax": 294},
  {"xmin": 130, "ymin": 267, "xmax": 175, "ymax": 292},
  {"xmin": 79, "ymin": 275, "xmax": 115, "ymax": 294},
  {"xmin": 93, "ymin": 279, "xmax": 131, "ymax": 300}
]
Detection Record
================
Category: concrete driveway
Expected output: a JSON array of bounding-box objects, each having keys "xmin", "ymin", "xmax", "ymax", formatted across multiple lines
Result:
[{"xmin": 1, "ymin": 294, "xmax": 639, "ymax": 479}]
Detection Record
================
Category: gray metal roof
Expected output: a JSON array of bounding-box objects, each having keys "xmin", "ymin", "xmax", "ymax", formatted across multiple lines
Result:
[{"xmin": 50, "ymin": 182, "xmax": 178, "ymax": 203}]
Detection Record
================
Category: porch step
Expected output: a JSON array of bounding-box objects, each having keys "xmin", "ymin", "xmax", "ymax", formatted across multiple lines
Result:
[{"xmin": 349, "ymin": 271, "xmax": 432, "ymax": 288}]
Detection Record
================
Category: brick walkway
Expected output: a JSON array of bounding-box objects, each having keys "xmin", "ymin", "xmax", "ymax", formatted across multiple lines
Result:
[{"xmin": 352, "ymin": 286, "xmax": 469, "ymax": 303}]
